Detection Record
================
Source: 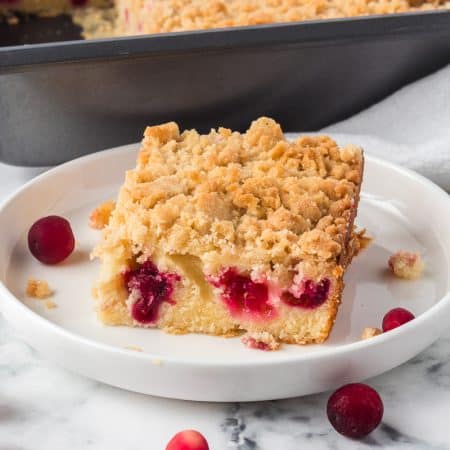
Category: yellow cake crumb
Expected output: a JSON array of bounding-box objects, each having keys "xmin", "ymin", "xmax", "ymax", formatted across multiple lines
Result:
[
  {"xmin": 242, "ymin": 331, "xmax": 281, "ymax": 351},
  {"xmin": 89, "ymin": 200, "xmax": 116, "ymax": 230},
  {"xmin": 45, "ymin": 300, "xmax": 57, "ymax": 310},
  {"xmin": 124, "ymin": 345, "xmax": 143, "ymax": 352},
  {"xmin": 152, "ymin": 359, "xmax": 163, "ymax": 366},
  {"xmin": 361, "ymin": 327, "xmax": 382, "ymax": 340},
  {"xmin": 388, "ymin": 251, "xmax": 424, "ymax": 280},
  {"xmin": 26, "ymin": 278, "xmax": 53, "ymax": 299}
]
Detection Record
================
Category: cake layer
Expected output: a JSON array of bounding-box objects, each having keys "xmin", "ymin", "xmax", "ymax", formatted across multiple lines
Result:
[
  {"xmin": 115, "ymin": 0, "xmax": 449, "ymax": 36},
  {"xmin": 92, "ymin": 118, "xmax": 364, "ymax": 345}
]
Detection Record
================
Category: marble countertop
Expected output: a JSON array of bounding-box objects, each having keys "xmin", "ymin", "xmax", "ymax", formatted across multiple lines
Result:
[{"xmin": 1, "ymin": 162, "xmax": 450, "ymax": 450}]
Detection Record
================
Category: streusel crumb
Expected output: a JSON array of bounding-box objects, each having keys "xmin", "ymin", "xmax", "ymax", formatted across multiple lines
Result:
[
  {"xmin": 389, "ymin": 251, "xmax": 424, "ymax": 280},
  {"xmin": 26, "ymin": 278, "xmax": 53, "ymax": 299},
  {"xmin": 361, "ymin": 327, "xmax": 382, "ymax": 340},
  {"xmin": 89, "ymin": 200, "xmax": 116, "ymax": 230}
]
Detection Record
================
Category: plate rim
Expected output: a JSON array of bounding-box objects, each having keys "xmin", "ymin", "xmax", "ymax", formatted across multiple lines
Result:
[{"xmin": 0, "ymin": 142, "xmax": 449, "ymax": 369}]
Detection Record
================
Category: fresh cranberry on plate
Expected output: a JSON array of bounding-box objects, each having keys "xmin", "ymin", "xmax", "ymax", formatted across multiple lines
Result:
[
  {"xmin": 28, "ymin": 215, "xmax": 75, "ymax": 265},
  {"xmin": 382, "ymin": 307, "xmax": 415, "ymax": 332}
]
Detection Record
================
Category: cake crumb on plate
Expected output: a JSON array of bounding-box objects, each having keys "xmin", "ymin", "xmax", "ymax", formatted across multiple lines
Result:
[
  {"xmin": 242, "ymin": 332, "xmax": 281, "ymax": 351},
  {"xmin": 26, "ymin": 278, "xmax": 53, "ymax": 299},
  {"xmin": 389, "ymin": 251, "xmax": 424, "ymax": 280},
  {"xmin": 124, "ymin": 345, "xmax": 143, "ymax": 352},
  {"xmin": 361, "ymin": 327, "xmax": 382, "ymax": 340},
  {"xmin": 45, "ymin": 300, "xmax": 57, "ymax": 310},
  {"xmin": 89, "ymin": 200, "xmax": 115, "ymax": 230}
]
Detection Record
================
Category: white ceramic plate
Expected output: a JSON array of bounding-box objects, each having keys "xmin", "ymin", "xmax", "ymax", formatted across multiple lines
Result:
[{"xmin": 0, "ymin": 142, "xmax": 449, "ymax": 402}]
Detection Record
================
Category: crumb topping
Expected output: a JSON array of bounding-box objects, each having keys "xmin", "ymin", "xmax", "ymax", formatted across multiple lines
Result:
[
  {"xmin": 89, "ymin": 200, "xmax": 116, "ymax": 230},
  {"xmin": 2, "ymin": 0, "xmax": 448, "ymax": 41},
  {"xmin": 388, "ymin": 251, "xmax": 424, "ymax": 280},
  {"xmin": 94, "ymin": 117, "xmax": 363, "ymax": 279},
  {"xmin": 26, "ymin": 278, "xmax": 53, "ymax": 299}
]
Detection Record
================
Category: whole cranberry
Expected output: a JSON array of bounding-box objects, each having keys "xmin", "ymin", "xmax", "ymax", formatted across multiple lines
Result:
[
  {"xmin": 166, "ymin": 430, "xmax": 209, "ymax": 450},
  {"xmin": 327, "ymin": 383, "xmax": 383, "ymax": 439},
  {"xmin": 382, "ymin": 307, "xmax": 415, "ymax": 332},
  {"xmin": 28, "ymin": 216, "xmax": 75, "ymax": 264}
]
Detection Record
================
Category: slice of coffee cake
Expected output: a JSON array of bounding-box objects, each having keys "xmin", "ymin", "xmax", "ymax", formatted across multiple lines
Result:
[{"xmin": 92, "ymin": 117, "xmax": 363, "ymax": 345}]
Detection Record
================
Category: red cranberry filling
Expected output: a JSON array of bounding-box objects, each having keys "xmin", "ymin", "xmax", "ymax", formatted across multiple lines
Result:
[
  {"xmin": 124, "ymin": 261, "xmax": 180, "ymax": 324},
  {"xmin": 282, "ymin": 278, "xmax": 330, "ymax": 309},
  {"xmin": 210, "ymin": 268, "xmax": 276, "ymax": 321}
]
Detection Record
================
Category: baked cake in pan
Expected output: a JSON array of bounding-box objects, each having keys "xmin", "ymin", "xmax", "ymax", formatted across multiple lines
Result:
[
  {"xmin": 115, "ymin": 0, "xmax": 449, "ymax": 36},
  {"xmin": 1, "ymin": 0, "xmax": 448, "ymax": 39},
  {"xmin": 92, "ymin": 117, "xmax": 364, "ymax": 346}
]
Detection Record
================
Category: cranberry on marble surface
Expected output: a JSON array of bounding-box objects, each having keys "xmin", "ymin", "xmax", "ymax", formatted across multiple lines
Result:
[
  {"xmin": 166, "ymin": 430, "xmax": 209, "ymax": 450},
  {"xmin": 327, "ymin": 383, "xmax": 383, "ymax": 439}
]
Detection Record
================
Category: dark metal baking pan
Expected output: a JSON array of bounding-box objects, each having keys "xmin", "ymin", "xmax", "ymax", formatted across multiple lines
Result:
[{"xmin": 1, "ymin": 11, "xmax": 449, "ymax": 166}]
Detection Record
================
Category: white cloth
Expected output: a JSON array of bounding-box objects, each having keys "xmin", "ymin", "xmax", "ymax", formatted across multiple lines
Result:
[{"xmin": 322, "ymin": 64, "xmax": 450, "ymax": 192}]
